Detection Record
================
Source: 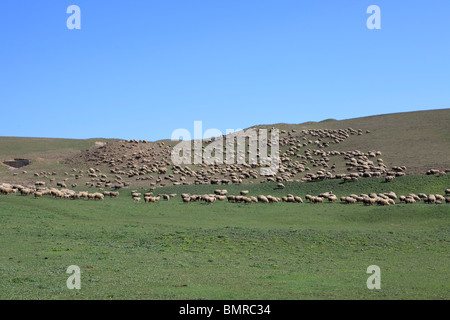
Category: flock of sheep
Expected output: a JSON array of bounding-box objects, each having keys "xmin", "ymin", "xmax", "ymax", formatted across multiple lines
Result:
[
  {"xmin": 125, "ymin": 189, "xmax": 284, "ymax": 204},
  {"xmin": 338, "ymin": 191, "xmax": 450, "ymax": 205},
  {"xmin": 124, "ymin": 188, "xmax": 450, "ymax": 206},
  {"xmin": 180, "ymin": 190, "xmax": 282, "ymax": 204},
  {"xmin": 0, "ymin": 183, "xmax": 119, "ymax": 200},
  {"xmin": 59, "ymin": 127, "xmax": 413, "ymax": 189},
  {"xmin": 2, "ymin": 125, "xmax": 449, "ymax": 211},
  {"xmin": 2, "ymin": 181, "xmax": 449, "ymax": 207},
  {"xmin": 7, "ymin": 126, "xmax": 447, "ymax": 195}
]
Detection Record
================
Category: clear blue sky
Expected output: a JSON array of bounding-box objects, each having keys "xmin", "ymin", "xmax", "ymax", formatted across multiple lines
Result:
[{"xmin": 1, "ymin": 0, "xmax": 449, "ymax": 140}]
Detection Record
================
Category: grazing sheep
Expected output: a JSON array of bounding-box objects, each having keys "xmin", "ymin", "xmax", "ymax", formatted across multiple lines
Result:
[
  {"xmin": 0, "ymin": 187, "xmax": 13, "ymax": 195},
  {"xmin": 377, "ymin": 199, "xmax": 390, "ymax": 206},
  {"xmin": 182, "ymin": 197, "xmax": 191, "ymax": 203},
  {"xmin": 387, "ymin": 192, "xmax": 397, "ymax": 200},
  {"xmin": 407, "ymin": 194, "xmax": 420, "ymax": 201},
  {"xmin": 311, "ymin": 196, "xmax": 323, "ymax": 204},
  {"xmin": 243, "ymin": 197, "xmax": 252, "ymax": 204},
  {"xmin": 363, "ymin": 197, "xmax": 376, "ymax": 206},
  {"xmin": 240, "ymin": 190, "xmax": 249, "ymax": 196},
  {"xmin": 327, "ymin": 195, "xmax": 337, "ymax": 202},
  {"xmin": 404, "ymin": 197, "xmax": 416, "ymax": 204},
  {"xmin": 266, "ymin": 195, "xmax": 279, "ymax": 203},
  {"xmin": 94, "ymin": 193, "xmax": 104, "ymax": 200},
  {"xmin": 206, "ymin": 196, "xmax": 216, "ymax": 203},
  {"xmin": 257, "ymin": 195, "xmax": 269, "ymax": 203},
  {"xmin": 425, "ymin": 194, "xmax": 436, "ymax": 204},
  {"xmin": 377, "ymin": 194, "xmax": 388, "ymax": 200},
  {"xmin": 20, "ymin": 188, "xmax": 33, "ymax": 196},
  {"xmin": 57, "ymin": 182, "xmax": 67, "ymax": 188},
  {"xmin": 78, "ymin": 191, "xmax": 88, "ymax": 199}
]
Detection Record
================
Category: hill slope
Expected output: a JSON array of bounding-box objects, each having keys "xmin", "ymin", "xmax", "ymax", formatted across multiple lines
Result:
[
  {"xmin": 253, "ymin": 109, "xmax": 450, "ymax": 173},
  {"xmin": 0, "ymin": 109, "xmax": 448, "ymax": 188}
]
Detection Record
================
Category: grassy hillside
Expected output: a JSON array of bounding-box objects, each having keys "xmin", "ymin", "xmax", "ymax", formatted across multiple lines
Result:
[
  {"xmin": 0, "ymin": 137, "xmax": 118, "ymax": 159},
  {"xmin": 1, "ymin": 109, "xmax": 449, "ymax": 183},
  {"xmin": 0, "ymin": 110, "xmax": 448, "ymax": 300},
  {"xmin": 0, "ymin": 175, "xmax": 448, "ymax": 300},
  {"xmin": 0, "ymin": 137, "xmax": 119, "ymax": 176},
  {"xmin": 253, "ymin": 109, "xmax": 450, "ymax": 173}
]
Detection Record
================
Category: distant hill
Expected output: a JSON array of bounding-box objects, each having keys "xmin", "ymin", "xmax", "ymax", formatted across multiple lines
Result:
[
  {"xmin": 0, "ymin": 109, "xmax": 448, "ymax": 188},
  {"xmin": 0, "ymin": 137, "xmax": 118, "ymax": 159},
  {"xmin": 252, "ymin": 109, "xmax": 450, "ymax": 174}
]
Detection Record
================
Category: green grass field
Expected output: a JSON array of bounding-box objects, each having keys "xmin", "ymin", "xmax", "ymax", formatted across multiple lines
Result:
[{"xmin": 0, "ymin": 175, "xmax": 448, "ymax": 300}]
